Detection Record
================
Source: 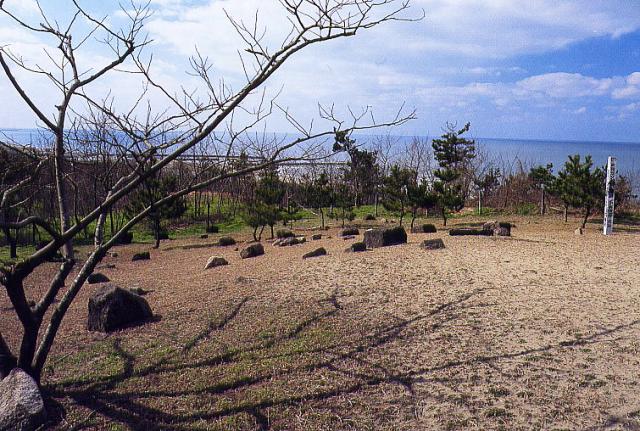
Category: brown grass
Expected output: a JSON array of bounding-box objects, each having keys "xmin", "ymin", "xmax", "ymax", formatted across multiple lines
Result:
[{"xmin": 2, "ymin": 216, "xmax": 640, "ymax": 430}]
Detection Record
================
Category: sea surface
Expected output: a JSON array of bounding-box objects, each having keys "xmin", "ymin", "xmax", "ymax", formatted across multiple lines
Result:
[{"xmin": 2, "ymin": 128, "xmax": 639, "ymax": 176}]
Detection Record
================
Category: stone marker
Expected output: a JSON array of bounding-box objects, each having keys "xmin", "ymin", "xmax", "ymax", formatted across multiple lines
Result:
[
  {"xmin": 218, "ymin": 236, "xmax": 236, "ymax": 246},
  {"xmin": 341, "ymin": 227, "xmax": 360, "ymax": 236},
  {"xmin": 303, "ymin": 247, "xmax": 327, "ymax": 259},
  {"xmin": 364, "ymin": 226, "xmax": 407, "ymax": 248},
  {"xmin": 87, "ymin": 272, "xmax": 110, "ymax": 284},
  {"xmin": 87, "ymin": 284, "xmax": 153, "ymax": 332},
  {"xmin": 346, "ymin": 241, "xmax": 367, "ymax": 253},
  {"xmin": 240, "ymin": 243, "xmax": 264, "ymax": 259},
  {"xmin": 131, "ymin": 251, "xmax": 150, "ymax": 261},
  {"xmin": 411, "ymin": 224, "xmax": 437, "ymax": 234},
  {"xmin": 420, "ymin": 238, "xmax": 445, "ymax": 250},
  {"xmin": 205, "ymin": 256, "xmax": 228, "ymax": 269},
  {"xmin": 0, "ymin": 368, "xmax": 46, "ymax": 431}
]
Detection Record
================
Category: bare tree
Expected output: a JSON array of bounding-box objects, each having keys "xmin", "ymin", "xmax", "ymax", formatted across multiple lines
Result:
[{"xmin": 0, "ymin": 0, "xmax": 417, "ymax": 384}]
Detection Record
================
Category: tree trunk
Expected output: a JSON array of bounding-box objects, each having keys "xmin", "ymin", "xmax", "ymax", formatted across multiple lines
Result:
[
  {"xmin": 477, "ymin": 191, "xmax": 482, "ymax": 215},
  {"xmin": 320, "ymin": 209, "xmax": 325, "ymax": 229},
  {"xmin": 253, "ymin": 226, "xmax": 258, "ymax": 242},
  {"xmin": 4, "ymin": 227, "xmax": 17, "ymax": 259},
  {"xmin": 564, "ymin": 205, "xmax": 568, "ymax": 223},
  {"xmin": 0, "ymin": 332, "xmax": 16, "ymax": 380},
  {"xmin": 54, "ymin": 131, "xmax": 74, "ymax": 259},
  {"xmin": 410, "ymin": 211, "xmax": 416, "ymax": 230},
  {"xmin": 540, "ymin": 187, "xmax": 546, "ymax": 215},
  {"xmin": 581, "ymin": 207, "xmax": 591, "ymax": 229},
  {"xmin": 442, "ymin": 208, "xmax": 447, "ymax": 227},
  {"xmin": 154, "ymin": 217, "xmax": 160, "ymax": 249}
]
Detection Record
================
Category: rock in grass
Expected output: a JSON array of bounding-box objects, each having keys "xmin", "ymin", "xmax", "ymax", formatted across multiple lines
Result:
[
  {"xmin": 0, "ymin": 368, "xmax": 46, "ymax": 431},
  {"xmin": 87, "ymin": 272, "xmax": 110, "ymax": 284},
  {"xmin": 303, "ymin": 247, "xmax": 327, "ymax": 259},
  {"xmin": 412, "ymin": 223, "xmax": 437, "ymax": 234},
  {"xmin": 200, "ymin": 234, "xmax": 209, "ymax": 239},
  {"xmin": 346, "ymin": 242, "xmax": 367, "ymax": 253},
  {"xmin": 274, "ymin": 236, "xmax": 305, "ymax": 247},
  {"xmin": 240, "ymin": 243, "xmax": 264, "ymax": 259},
  {"xmin": 276, "ymin": 229, "xmax": 295, "ymax": 239},
  {"xmin": 87, "ymin": 284, "xmax": 153, "ymax": 333},
  {"xmin": 131, "ymin": 251, "xmax": 150, "ymax": 261},
  {"xmin": 449, "ymin": 228, "xmax": 492, "ymax": 237},
  {"xmin": 116, "ymin": 231, "xmax": 133, "ymax": 245},
  {"xmin": 205, "ymin": 256, "xmax": 229, "ymax": 269},
  {"xmin": 341, "ymin": 227, "xmax": 360, "ymax": 236},
  {"xmin": 364, "ymin": 226, "xmax": 407, "ymax": 248},
  {"xmin": 312, "ymin": 234, "xmax": 322, "ymax": 240},
  {"xmin": 218, "ymin": 236, "xmax": 236, "ymax": 246},
  {"xmin": 420, "ymin": 239, "xmax": 445, "ymax": 250}
]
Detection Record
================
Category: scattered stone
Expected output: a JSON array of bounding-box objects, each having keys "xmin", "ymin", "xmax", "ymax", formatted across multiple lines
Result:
[
  {"xmin": 412, "ymin": 223, "xmax": 437, "ymax": 234},
  {"xmin": 200, "ymin": 234, "xmax": 209, "ymax": 239},
  {"xmin": 274, "ymin": 236, "xmax": 306, "ymax": 247},
  {"xmin": 341, "ymin": 227, "xmax": 360, "ymax": 236},
  {"xmin": 312, "ymin": 234, "xmax": 322, "ymax": 240},
  {"xmin": 346, "ymin": 242, "xmax": 367, "ymax": 253},
  {"xmin": 342, "ymin": 235, "xmax": 356, "ymax": 241},
  {"xmin": 236, "ymin": 276, "xmax": 252, "ymax": 284},
  {"xmin": 116, "ymin": 231, "xmax": 133, "ymax": 245},
  {"xmin": 205, "ymin": 256, "xmax": 229, "ymax": 269},
  {"xmin": 96, "ymin": 263, "xmax": 116, "ymax": 270},
  {"xmin": 87, "ymin": 273, "xmax": 110, "ymax": 284},
  {"xmin": 240, "ymin": 243, "xmax": 264, "ymax": 259},
  {"xmin": 87, "ymin": 284, "xmax": 153, "ymax": 333},
  {"xmin": 420, "ymin": 238, "xmax": 445, "ymax": 250},
  {"xmin": 482, "ymin": 221, "xmax": 512, "ymax": 236},
  {"xmin": 131, "ymin": 251, "xmax": 150, "ymax": 261},
  {"xmin": 574, "ymin": 227, "xmax": 584, "ymax": 235},
  {"xmin": 276, "ymin": 229, "xmax": 295, "ymax": 239},
  {"xmin": 0, "ymin": 368, "xmax": 46, "ymax": 431},
  {"xmin": 206, "ymin": 225, "xmax": 219, "ymax": 233},
  {"xmin": 364, "ymin": 226, "xmax": 407, "ymax": 248},
  {"xmin": 129, "ymin": 287, "xmax": 150, "ymax": 296},
  {"xmin": 108, "ymin": 251, "xmax": 119, "ymax": 258},
  {"xmin": 449, "ymin": 228, "xmax": 493, "ymax": 237},
  {"xmin": 218, "ymin": 236, "xmax": 236, "ymax": 246},
  {"xmin": 303, "ymin": 247, "xmax": 327, "ymax": 259}
]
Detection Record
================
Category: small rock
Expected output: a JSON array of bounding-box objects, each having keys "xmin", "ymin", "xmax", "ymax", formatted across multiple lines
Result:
[
  {"xmin": 420, "ymin": 239, "xmax": 445, "ymax": 250},
  {"xmin": 218, "ymin": 236, "xmax": 236, "ymax": 246},
  {"xmin": 364, "ymin": 227, "xmax": 407, "ymax": 248},
  {"xmin": 346, "ymin": 242, "xmax": 367, "ymax": 253},
  {"xmin": 108, "ymin": 251, "xmax": 119, "ymax": 258},
  {"xmin": 96, "ymin": 263, "xmax": 116, "ymax": 270},
  {"xmin": 342, "ymin": 235, "xmax": 356, "ymax": 241},
  {"xmin": 574, "ymin": 228, "xmax": 584, "ymax": 235},
  {"xmin": 240, "ymin": 243, "xmax": 264, "ymax": 259},
  {"xmin": 341, "ymin": 228, "xmax": 360, "ymax": 236},
  {"xmin": 200, "ymin": 234, "xmax": 209, "ymax": 239},
  {"xmin": 303, "ymin": 247, "xmax": 327, "ymax": 259},
  {"xmin": 87, "ymin": 273, "xmax": 110, "ymax": 284},
  {"xmin": 205, "ymin": 256, "xmax": 229, "ymax": 269},
  {"xmin": 87, "ymin": 284, "xmax": 153, "ymax": 332},
  {"xmin": 0, "ymin": 368, "xmax": 46, "ymax": 431},
  {"xmin": 312, "ymin": 234, "xmax": 322, "ymax": 240},
  {"xmin": 131, "ymin": 251, "xmax": 150, "ymax": 261}
]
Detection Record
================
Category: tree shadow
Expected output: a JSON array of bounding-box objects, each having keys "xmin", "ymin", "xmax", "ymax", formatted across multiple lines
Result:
[{"xmin": 44, "ymin": 287, "xmax": 640, "ymax": 430}]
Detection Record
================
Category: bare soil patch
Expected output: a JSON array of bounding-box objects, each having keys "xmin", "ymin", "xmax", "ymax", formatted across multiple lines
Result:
[{"xmin": 2, "ymin": 217, "xmax": 640, "ymax": 430}]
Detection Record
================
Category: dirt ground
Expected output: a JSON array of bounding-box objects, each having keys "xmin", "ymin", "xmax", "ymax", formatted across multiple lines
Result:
[{"xmin": 2, "ymin": 216, "xmax": 640, "ymax": 430}]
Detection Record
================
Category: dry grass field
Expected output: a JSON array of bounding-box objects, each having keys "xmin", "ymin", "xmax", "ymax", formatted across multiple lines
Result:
[{"xmin": 2, "ymin": 217, "xmax": 640, "ymax": 430}]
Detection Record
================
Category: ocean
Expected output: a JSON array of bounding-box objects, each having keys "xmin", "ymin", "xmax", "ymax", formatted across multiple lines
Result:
[{"xmin": 2, "ymin": 128, "xmax": 639, "ymax": 176}]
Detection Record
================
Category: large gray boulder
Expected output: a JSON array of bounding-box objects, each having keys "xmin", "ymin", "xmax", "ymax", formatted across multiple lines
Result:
[
  {"xmin": 364, "ymin": 227, "xmax": 407, "ymax": 248},
  {"xmin": 87, "ymin": 284, "xmax": 153, "ymax": 332},
  {"xmin": 302, "ymin": 247, "xmax": 327, "ymax": 259},
  {"xmin": 240, "ymin": 243, "xmax": 264, "ymax": 259},
  {"xmin": 0, "ymin": 368, "xmax": 46, "ymax": 431},
  {"xmin": 205, "ymin": 256, "xmax": 228, "ymax": 269}
]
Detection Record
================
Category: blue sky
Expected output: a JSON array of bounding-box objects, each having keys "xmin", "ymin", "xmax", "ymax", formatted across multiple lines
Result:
[{"xmin": 1, "ymin": 0, "xmax": 640, "ymax": 142}]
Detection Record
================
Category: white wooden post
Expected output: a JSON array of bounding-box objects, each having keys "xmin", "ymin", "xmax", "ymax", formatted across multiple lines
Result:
[{"xmin": 603, "ymin": 156, "xmax": 616, "ymax": 235}]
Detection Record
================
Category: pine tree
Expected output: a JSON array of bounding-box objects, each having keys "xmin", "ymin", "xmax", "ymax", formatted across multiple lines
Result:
[
  {"xmin": 432, "ymin": 122, "xmax": 476, "ymax": 226},
  {"xmin": 555, "ymin": 155, "xmax": 605, "ymax": 228}
]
